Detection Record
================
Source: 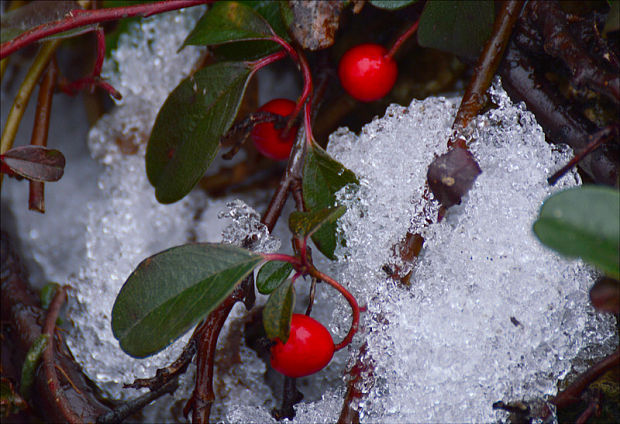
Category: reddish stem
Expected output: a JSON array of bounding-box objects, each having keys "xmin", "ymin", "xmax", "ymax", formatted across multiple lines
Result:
[
  {"xmin": 270, "ymin": 35, "xmax": 313, "ymax": 134},
  {"xmin": 303, "ymin": 103, "xmax": 314, "ymax": 145},
  {"xmin": 59, "ymin": 27, "xmax": 123, "ymax": 99},
  {"xmin": 0, "ymin": 0, "xmax": 211, "ymax": 59},
  {"xmin": 261, "ymin": 253, "xmax": 302, "ymax": 267},
  {"xmin": 309, "ymin": 268, "xmax": 359, "ymax": 351},
  {"xmin": 248, "ymin": 50, "xmax": 287, "ymax": 73},
  {"xmin": 386, "ymin": 19, "xmax": 420, "ymax": 60},
  {"xmin": 93, "ymin": 27, "xmax": 105, "ymax": 76}
]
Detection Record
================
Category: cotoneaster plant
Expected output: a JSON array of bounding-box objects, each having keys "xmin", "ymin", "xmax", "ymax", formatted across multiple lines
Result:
[{"xmin": 251, "ymin": 98, "xmax": 299, "ymax": 161}]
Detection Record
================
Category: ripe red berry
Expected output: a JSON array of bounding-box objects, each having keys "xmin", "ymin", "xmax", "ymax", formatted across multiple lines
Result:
[
  {"xmin": 270, "ymin": 314, "xmax": 335, "ymax": 378},
  {"xmin": 338, "ymin": 43, "xmax": 398, "ymax": 102},
  {"xmin": 250, "ymin": 98, "xmax": 298, "ymax": 161}
]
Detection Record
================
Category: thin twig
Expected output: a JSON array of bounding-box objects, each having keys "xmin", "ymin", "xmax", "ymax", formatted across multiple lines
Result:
[
  {"xmin": 0, "ymin": 1, "xmax": 211, "ymax": 59},
  {"xmin": 28, "ymin": 60, "xmax": 58, "ymax": 212},
  {"xmin": 548, "ymin": 124, "xmax": 618, "ymax": 185}
]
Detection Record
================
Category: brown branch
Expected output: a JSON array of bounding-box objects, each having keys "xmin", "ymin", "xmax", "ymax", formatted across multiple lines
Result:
[
  {"xmin": 0, "ymin": 1, "xmax": 211, "ymax": 59},
  {"xmin": 184, "ymin": 288, "xmax": 242, "ymax": 423},
  {"xmin": 450, "ymin": 0, "xmax": 525, "ymax": 147},
  {"xmin": 28, "ymin": 60, "xmax": 58, "ymax": 213},
  {"xmin": 551, "ymin": 349, "xmax": 620, "ymax": 409}
]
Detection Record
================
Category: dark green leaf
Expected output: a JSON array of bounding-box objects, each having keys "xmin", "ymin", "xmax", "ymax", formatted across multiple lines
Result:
[
  {"xmin": 263, "ymin": 279, "xmax": 295, "ymax": 343},
  {"xmin": 256, "ymin": 261, "xmax": 293, "ymax": 295},
  {"xmin": 369, "ymin": 0, "xmax": 417, "ymax": 10},
  {"xmin": 418, "ymin": 0, "xmax": 494, "ymax": 59},
  {"xmin": 183, "ymin": 1, "xmax": 274, "ymax": 47},
  {"xmin": 289, "ymin": 206, "xmax": 347, "ymax": 240},
  {"xmin": 211, "ymin": 1, "xmax": 291, "ymax": 61},
  {"xmin": 302, "ymin": 144, "xmax": 358, "ymax": 259},
  {"xmin": 146, "ymin": 62, "xmax": 252, "ymax": 203},
  {"xmin": 604, "ymin": 0, "xmax": 620, "ymax": 35},
  {"xmin": 1, "ymin": 146, "xmax": 65, "ymax": 182},
  {"xmin": 533, "ymin": 186, "xmax": 620, "ymax": 279},
  {"xmin": 1, "ymin": 1, "xmax": 94, "ymax": 44},
  {"xmin": 20, "ymin": 334, "xmax": 49, "ymax": 398},
  {"xmin": 40, "ymin": 282, "xmax": 60, "ymax": 310},
  {"xmin": 112, "ymin": 243, "xmax": 262, "ymax": 358}
]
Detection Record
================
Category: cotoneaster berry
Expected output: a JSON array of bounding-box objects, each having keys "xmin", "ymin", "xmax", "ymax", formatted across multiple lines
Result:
[
  {"xmin": 338, "ymin": 43, "xmax": 398, "ymax": 102},
  {"xmin": 270, "ymin": 314, "xmax": 335, "ymax": 378},
  {"xmin": 250, "ymin": 98, "xmax": 299, "ymax": 161}
]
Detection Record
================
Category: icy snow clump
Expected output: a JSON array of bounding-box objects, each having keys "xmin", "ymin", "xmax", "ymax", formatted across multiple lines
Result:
[{"xmin": 301, "ymin": 81, "xmax": 618, "ymax": 422}]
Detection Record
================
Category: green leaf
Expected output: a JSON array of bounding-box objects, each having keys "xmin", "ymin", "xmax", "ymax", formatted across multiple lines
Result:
[
  {"xmin": 256, "ymin": 261, "xmax": 293, "ymax": 295},
  {"xmin": 263, "ymin": 279, "xmax": 295, "ymax": 343},
  {"xmin": 146, "ymin": 62, "xmax": 252, "ymax": 204},
  {"xmin": 302, "ymin": 144, "xmax": 358, "ymax": 259},
  {"xmin": 418, "ymin": 0, "xmax": 495, "ymax": 59},
  {"xmin": 289, "ymin": 206, "xmax": 347, "ymax": 240},
  {"xmin": 533, "ymin": 186, "xmax": 620, "ymax": 279},
  {"xmin": 112, "ymin": 243, "xmax": 262, "ymax": 358},
  {"xmin": 183, "ymin": 1, "xmax": 274, "ymax": 47},
  {"xmin": 369, "ymin": 0, "xmax": 417, "ymax": 10},
  {"xmin": 20, "ymin": 334, "xmax": 49, "ymax": 398},
  {"xmin": 211, "ymin": 1, "xmax": 291, "ymax": 61}
]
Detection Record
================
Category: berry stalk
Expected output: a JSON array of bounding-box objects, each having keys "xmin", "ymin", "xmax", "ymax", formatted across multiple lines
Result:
[{"xmin": 385, "ymin": 19, "xmax": 420, "ymax": 60}]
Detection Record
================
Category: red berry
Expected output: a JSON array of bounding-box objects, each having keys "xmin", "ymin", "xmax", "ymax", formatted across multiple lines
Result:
[
  {"xmin": 338, "ymin": 43, "xmax": 398, "ymax": 102},
  {"xmin": 270, "ymin": 314, "xmax": 335, "ymax": 378},
  {"xmin": 250, "ymin": 98, "xmax": 299, "ymax": 161}
]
